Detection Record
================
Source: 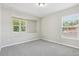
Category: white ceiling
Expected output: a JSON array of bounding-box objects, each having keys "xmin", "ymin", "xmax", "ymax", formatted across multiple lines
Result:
[{"xmin": 2, "ymin": 3, "xmax": 78, "ymax": 18}]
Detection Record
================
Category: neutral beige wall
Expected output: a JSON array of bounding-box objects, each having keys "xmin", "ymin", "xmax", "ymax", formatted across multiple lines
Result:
[{"xmin": 41, "ymin": 5, "xmax": 79, "ymax": 49}]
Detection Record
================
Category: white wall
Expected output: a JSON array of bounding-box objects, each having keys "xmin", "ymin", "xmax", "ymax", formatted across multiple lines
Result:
[
  {"xmin": 41, "ymin": 5, "xmax": 79, "ymax": 49},
  {"xmin": 1, "ymin": 7, "xmax": 40, "ymax": 48}
]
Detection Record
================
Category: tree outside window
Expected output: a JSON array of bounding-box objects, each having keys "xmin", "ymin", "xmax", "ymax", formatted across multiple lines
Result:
[
  {"xmin": 12, "ymin": 17, "xmax": 27, "ymax": 32},
  {"xmin": 62, "ymin": 13, "xmax": 79, "ymax": 38}
]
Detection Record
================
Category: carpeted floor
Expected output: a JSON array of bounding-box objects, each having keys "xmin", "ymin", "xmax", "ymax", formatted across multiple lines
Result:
[{"xmin": 0, "ymin": 39, "xmax": 79, "ymax": 56}]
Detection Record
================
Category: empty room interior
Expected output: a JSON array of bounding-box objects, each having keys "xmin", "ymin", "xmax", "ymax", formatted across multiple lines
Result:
[{"xmin": 0, "ymin": 3, "xmax": 79, "ymax": 56}]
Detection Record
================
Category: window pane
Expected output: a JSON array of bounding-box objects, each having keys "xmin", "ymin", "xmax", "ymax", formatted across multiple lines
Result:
[
  {"xmin": 21, "ymin": 20, "xmax": 26, "ymax": 26},
  {"xmin": 20, "ymin": 20, "xmax": 26, "ymax": 31},
  {"xmin": 12, "ymin": 18, "xmax": 19, "ymax": 25},
  {"xmin": 21, "ymin": 26, "xmax": 26, "ymax": 31},
  {"xmin": 13, "ymin": 20, "xmax": 19, "ymax": 25},
  {"xmin": 13, "ymin": 26, "xmax": 19, "ymax": 32}
]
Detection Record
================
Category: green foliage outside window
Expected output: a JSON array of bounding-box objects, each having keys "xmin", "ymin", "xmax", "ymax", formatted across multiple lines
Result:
[
  {"xmin": 12, "ymin": 17, "xmax": 26, "ymax": 32},
  {"xmin": 13, "ymin": 26, "xmax": 19, "ymax": 32},
  {"xmin": 63, "ymin": 19, "xmax": 79, "ymax": 26},
  {"xmin": 62, "ymin": 14, "xmax": 79, "ymax": 32},
  {"xmin": 13, "ymin": 20, "xmax": 19, "ymax": 25}
]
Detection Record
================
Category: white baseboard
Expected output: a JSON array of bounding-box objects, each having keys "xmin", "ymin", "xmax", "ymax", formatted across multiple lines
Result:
[
  {"xmin": 42, "ymin": 39, "xmax": 79, "ymax": 49},
  {"xmin": 1, "ymin": 38, "xmax": 39, "ymax": 48}
]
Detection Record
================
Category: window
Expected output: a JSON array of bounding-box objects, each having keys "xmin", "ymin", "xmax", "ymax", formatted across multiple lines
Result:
[
  {"xmin": 62, "ymin": 13, "xmax": 79, "ymax": 39},
  {"xmin": 12, "ymin": 17, "xmax": 37, "ymax": 33},
  {"xmin": 12, "ymin": 17, "xmax": 26, "ymax": 32}
]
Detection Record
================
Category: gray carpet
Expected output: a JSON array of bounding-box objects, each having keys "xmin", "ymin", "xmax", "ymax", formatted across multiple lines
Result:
[{"xmin": 0, "ymin": 39, "xmax": 79, "ymax": 56}]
